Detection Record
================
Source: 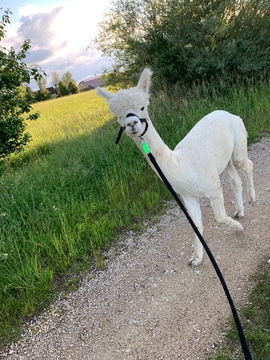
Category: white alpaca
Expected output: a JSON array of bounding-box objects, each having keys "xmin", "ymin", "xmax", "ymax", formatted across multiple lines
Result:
[{"xmin": 97, "ymin": 68, "xmax": 255, "ymax": 267}]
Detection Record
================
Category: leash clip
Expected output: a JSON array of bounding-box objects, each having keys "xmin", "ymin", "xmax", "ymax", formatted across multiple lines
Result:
[{"xmin": 140, "ymin": 137, "xmax": 151, "ymax": 155}]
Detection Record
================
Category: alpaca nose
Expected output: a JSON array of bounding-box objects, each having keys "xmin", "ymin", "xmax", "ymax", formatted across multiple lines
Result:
[
  {"xmin": 127, "ymin": 119, "xmax": 139, "ymax": 128},
  {"xmin": 124, "ymin": 114, "xmax": 140, "ymax": 127}
]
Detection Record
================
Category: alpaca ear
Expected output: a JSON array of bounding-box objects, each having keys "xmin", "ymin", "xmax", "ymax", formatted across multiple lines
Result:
[
  {"xmin": 96, "ymin": 86, "xmax": 114, "ymax": 101},
  {"xmin": 136, "ymin": 68, "xmax": 152, "ymax": 93}
]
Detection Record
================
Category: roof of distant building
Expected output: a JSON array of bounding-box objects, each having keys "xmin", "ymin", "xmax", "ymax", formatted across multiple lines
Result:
[
  {"xmin": 46, "ymin": 86, "xmax": 57, "ymax": 94},
  {"xmin": 78, "ymin": 76, "xmax": 103, "ymax": 91}
]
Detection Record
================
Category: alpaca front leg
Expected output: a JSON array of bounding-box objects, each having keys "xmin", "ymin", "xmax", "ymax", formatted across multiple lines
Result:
[
  {"xmin": 189, "ymin": 236, "xmax": 204, "ymax": 268},
  {"xmin": 182, "ymin": 196, "xmax": 204, "ymax": 267},
  {"xmin": 210, "ymin": 187, "xmax": 243, "ymax": 232}
]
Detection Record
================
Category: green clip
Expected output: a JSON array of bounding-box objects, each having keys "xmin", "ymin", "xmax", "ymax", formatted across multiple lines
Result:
[{"xmin": 140, "ymin": 139, "xmax": 151, "ymax": 155}]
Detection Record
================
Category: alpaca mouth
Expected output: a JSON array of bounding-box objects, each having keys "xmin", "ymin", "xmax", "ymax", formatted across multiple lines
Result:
[
  {"xmin": 115, "ymin": 115, "xmax": 148, "ymax": 143},
  {"xmin": 126, "ymin": 127, "xmax": 139, "ymax": 135}
]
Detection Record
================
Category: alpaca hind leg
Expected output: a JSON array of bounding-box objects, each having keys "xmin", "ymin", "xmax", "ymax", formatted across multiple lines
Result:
[
  {"xmin": 224, "ymin": 160, "xmax": 244, "ymax": 219},
  {"xmin": 210, "ymin": 187, "xmax": 243, "ymax": 232},
  {"xmin": 235, "ymin": 158, "xmax": 255, "ymax": 204},
  {"xmin": 182, "ymin": 196, "xmax": 204, "ymax": 268},
  {"xmin": 232, "ymin": 133, "xmax": 255, "ymax": 203}
]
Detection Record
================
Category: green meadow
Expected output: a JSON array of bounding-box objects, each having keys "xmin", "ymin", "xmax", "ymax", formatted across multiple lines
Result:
[{"xmin": 1, "ymin": 82, "xmax": 270, "ymax": 358}]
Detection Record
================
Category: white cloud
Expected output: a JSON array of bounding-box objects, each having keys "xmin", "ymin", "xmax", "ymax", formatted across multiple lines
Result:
[
  {"xmin": 2, "ymin": 0, "xmax": 112, "ymax": 89},
  {"xmin": 18, "ymin": 7, "xmax": 63, "ymax": 50},
  {"xmin": 18, "ymin": 4, "xmax": 44, "ymax": 17}
]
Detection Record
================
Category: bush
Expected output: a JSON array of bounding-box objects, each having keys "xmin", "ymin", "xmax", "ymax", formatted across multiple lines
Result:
[
  {"xmin": 96, "ymin": 0, "xmax": 270, "ymax": 87},
  {"xmin": 0, "ymin": 9, "xmax": 45, "ymax": 163}
]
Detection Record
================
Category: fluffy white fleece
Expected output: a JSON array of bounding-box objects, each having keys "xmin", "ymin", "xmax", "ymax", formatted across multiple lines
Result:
[{"xmin": 97, "ymin": 68, "xmax": 255, "ymax": 267}]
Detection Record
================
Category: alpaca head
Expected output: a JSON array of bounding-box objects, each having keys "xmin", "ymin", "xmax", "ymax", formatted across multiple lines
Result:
[{"xmin": 97, "ymin": 68, "xmax": 152, "ymax": 139}]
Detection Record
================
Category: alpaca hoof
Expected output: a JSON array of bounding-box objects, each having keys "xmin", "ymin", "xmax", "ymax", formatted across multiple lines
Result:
[
  {"xmin": 234, "ymin": 222, "xmax": 244, "ymax": 234},
  {"xmin": 229, "ymin": 218, "xmax": 243, "ymax": 233},
  {"xmin": 249, "ymin": 197, "xmax": 256, "ymax": 205},
  {"xmin": 249, "ymin": 190, "xmax": 256, "ymax": 204},
  {"xmin": 188, "ymin": 256, "xmax": 203, "ymax": 268},
  {"xmin": 234, "ymin": 210, "xmax": 244, "ymax": 220},
  {"xmin": 236, "ymin": 222, "xmax": 243, "ymax": 232}
]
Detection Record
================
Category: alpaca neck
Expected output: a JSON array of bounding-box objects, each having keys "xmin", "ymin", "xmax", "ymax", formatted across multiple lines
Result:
[
  {"xmin": 132, "ymin": 117, "xmax": 187, "ymax": 192},
  {"xmin": 134, "ymin": 118, "xmax": 172, "ymax": 162}
]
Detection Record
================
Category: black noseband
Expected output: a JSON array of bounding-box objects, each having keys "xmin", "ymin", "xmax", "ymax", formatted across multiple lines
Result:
[{"xmin": 115, "ymin": 113, "xmax": 148, "ymax": 144}]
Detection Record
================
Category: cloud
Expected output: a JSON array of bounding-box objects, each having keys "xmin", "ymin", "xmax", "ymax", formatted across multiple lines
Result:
[
  {"xmin": 2, "ymin": 0, "xmax": 112, "ymax": 90},
  {"xmin": 18, "ymin": 7, "xmax": 63, "ymax": 50},
  {"xmin": 25, "ymin": 48, "xmax": 55, "ymax": 63}
]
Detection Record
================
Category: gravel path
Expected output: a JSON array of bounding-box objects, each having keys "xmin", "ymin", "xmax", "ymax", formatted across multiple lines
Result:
[{"xmin": 1, "ymin": 137, "xmax": 270, "ymax": 360}]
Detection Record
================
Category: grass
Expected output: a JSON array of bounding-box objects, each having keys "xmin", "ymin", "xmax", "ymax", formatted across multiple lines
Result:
[
  {"xmin": 210, "ymin": 262, "xmax": 270, "ymax": 359},
  {"xmin": 0, "ymin": 90, "xmax": 167, "ymax": 345},
  {"xmin": 1, "ymin": 80, "xmax": 270, "ymax": 353},
  {"xmin": 5, "ymin": 91, "xmax": 112, "ymax": 169}
]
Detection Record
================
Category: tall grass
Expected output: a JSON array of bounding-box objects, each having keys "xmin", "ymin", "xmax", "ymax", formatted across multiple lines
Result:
[
  {"xmin": 0, "ymin": 90, "xmax": 166, "ymax": 345},
  {"xmin": 1, "ymin": 80, "xmax": 270, "ymax": 349}
]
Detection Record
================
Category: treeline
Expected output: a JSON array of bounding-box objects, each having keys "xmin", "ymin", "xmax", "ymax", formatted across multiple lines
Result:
[
  {"xmin": 96, "ymin": 0, "xmax": 270, "ymax": 88},
  {"xmin": 25, "ymin": 71, "xmax": 80, "ymax": 103}
]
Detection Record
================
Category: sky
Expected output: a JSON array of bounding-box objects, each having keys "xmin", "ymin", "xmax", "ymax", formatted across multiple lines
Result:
[{"xmin": 1, "ymin": 0, "xmax": 112, "ymax": 90}]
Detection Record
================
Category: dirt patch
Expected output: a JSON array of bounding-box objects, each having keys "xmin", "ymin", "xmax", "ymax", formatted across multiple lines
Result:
[{"xmin": 1, "ymin": 138, "xmax": 270, "ymax": 360}]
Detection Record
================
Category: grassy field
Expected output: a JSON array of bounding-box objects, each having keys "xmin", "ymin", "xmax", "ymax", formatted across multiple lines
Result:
[{"xmin": 1, "ymin": 81, "xmax": 270, "ymax": 356}]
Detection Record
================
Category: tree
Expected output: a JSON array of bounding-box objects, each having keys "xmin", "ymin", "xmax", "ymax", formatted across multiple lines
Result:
[
  {"xmin": 51, "ymin": 71, "xmax": 60, "ymax": 88},
  {"xmin": 61, "ymin": 72, "xmax": 79, "ymax": 95},
  {"xmin": 0, "ymin": 9, "xmax": 45, "ymax": 162},
  {"xmin": 33, "ymin": 76, "xmax": 51, "ymax": 102},
  {"xmin": 55, "ymin": 71, "xmax": 79, "ymax": 96},
  {"xmin": 37, "ymin": 76, "xmax": 47, "ymax": 91},
  {"xmin": 58, "ymin": 80, "xmax": 69, "ymax": 96},
  {"xmin": 61, "ymin": 71, "xmax": 73, "ymax": 85},
  {"xmin": 95, "ymin": 0, "xmax": 270, "ymax": 87},
  {"xmin": 68, "ymin": 81, "xmax": 79, "ymax": 94},
  {"xmin": 35, "ymin": 77, "xmax": 51, "ymax": 102}
]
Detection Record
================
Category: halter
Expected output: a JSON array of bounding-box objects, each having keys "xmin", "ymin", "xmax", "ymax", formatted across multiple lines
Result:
[{"xmin": 115, "ymin": 113, "xmax": 148, "ymax": 144}]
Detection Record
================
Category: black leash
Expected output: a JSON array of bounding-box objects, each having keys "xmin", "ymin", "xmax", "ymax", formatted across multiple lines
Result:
[
  {"xmin": 138, "ymin": 138, "xmax": 252, "ymax": 360},
  {"xmin": 115, "ymin": 114, "xmax": 252, "ymax": 359}
]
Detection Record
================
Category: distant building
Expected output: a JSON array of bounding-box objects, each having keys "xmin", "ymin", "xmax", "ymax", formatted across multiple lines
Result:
[
  {"xmin": 78, "ymin": 76, "xmax": 103, "ymax": 92},
  {"xmin": 46, "ymin": 86, "xmax": 57, "ymax": 98}
]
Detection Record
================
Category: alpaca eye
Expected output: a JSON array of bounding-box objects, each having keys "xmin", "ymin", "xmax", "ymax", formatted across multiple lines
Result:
[{"xmin": 141, "ymin": 107, "xmax": 144, "ymax": 111}]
